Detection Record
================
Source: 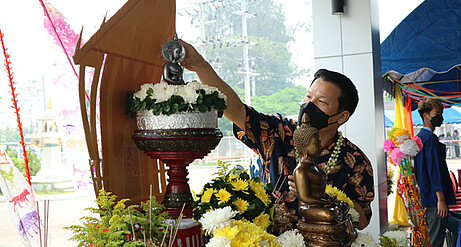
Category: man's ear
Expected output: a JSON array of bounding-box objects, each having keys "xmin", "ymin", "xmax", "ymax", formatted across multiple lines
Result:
[
  {"xmin": 423, "ymin": 111, "xmax": 431, "ymax": 122},
  {"xmin": 337, "ymin": 111, "xmax": 350, "ymax": 125}
]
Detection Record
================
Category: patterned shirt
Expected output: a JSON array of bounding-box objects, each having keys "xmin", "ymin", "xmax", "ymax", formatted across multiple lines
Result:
[{"xmin": 233, "ymin": 105, "xmax": 375, "ymax": 221}]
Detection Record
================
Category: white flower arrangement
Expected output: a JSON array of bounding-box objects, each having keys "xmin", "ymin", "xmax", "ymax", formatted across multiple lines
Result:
[
  {"xmin": 381, "ymin": 230, "xmax": 409, "ymax": 247},
  {"xmin": 352, "ymin": 232, "xmax": 380, "ymax": 247},
  {"xmin": 276, "ymin": 229, "xmax": 306, "ymax": 247},
  {"xmin": 126, "ymin": 80, "xmax": 227, "ymax": 117},
  {"xmin": 205, "ymin": 236, "xmax": 231, "ymax": 247},
  {"xmin": 352, "ymin": 230, "xmax": 409, "ymax": 247},
  {"xmin": 198, "ymin": 206, "xmax": 237, "ymax": 236},
  {"xmin": 200, "ymin": 207, "xmax": 305, "ymax": 247}
]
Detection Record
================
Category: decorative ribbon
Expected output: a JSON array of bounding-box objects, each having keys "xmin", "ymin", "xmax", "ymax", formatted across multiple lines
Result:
[{"xmin": 0, "ymin": 29, "xmax": 31, "ymax": 185}]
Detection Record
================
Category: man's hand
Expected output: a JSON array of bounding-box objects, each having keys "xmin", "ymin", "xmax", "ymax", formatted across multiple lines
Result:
[
  {"xmin": 288, "ymin": 175, "xmax": 297, "ymax": 196},
  {"xmin": 438, "ymin": 200, "xmax": 449, "ymax": 218},
  {"xmin": 178, "ymin": 40, "xmax": 209, "ymax": 72},
  {"xmin": 436, "ymin": 191, "xmax": 449, "ymax": 218}
]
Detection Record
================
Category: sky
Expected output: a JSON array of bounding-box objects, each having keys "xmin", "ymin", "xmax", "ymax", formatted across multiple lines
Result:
[{"xmin": 0, "ymin": 0, "xmax": 423, "ymax": 128}]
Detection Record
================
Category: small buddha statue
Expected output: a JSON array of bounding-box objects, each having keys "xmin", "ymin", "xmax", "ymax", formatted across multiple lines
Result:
[
  {"xmin": 162, "ymin": 35, "xmax": 185, "ymax": 85},
  {"xmin": 293, "ymin": 113, "xmax": 356, "ymax": 246}
]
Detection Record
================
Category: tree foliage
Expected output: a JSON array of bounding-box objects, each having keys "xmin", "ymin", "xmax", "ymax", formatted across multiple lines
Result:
[
  {"xmin": 5, "ymin": 146, "xmax": 41, "ymax": 176},
  {"xmin": 185, "ymin": 0, "xmax": 297, "ymax": 95}
]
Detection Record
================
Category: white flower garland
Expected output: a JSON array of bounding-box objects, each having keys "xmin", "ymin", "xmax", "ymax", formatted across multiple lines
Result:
[{"xmin": 323, "ymin": 131, "xmax": 343, "ymax": 175}]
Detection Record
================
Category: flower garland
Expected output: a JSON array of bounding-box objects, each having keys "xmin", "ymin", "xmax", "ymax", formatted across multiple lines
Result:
[{"xmin": 323, "ymin": 131, "xmax": 343, "ymax": 175}]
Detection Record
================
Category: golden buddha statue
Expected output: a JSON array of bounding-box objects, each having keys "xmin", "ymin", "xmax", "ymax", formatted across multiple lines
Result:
[{"xmin": 293, "ymin": 113, "xmax": 356, "ymax": 246}]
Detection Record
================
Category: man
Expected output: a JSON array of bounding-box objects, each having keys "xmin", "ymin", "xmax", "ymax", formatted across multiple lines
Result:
[
  {"xmin": 179, "ymin": 40, "xmax": 374, "ymax": 229},
  {"xmin": 453, "ymin": 130, "xmax": 460, "ymax": 158},
  {"xmin": 414, "ymin": 99, "xmax": 457, "ymax": 246}
]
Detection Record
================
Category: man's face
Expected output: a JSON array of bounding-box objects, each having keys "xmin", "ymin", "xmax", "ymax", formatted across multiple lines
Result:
[
  {"xmin": 428, "ymin": 107, "xmax": 443, "ymax": 118},
  {"xmin": 302, "ymin": 78, "xmax": 341, "ymax": 117},
  {"xmin": 302, "ymin": 78, "xmax": 344, "ymax": 134}
]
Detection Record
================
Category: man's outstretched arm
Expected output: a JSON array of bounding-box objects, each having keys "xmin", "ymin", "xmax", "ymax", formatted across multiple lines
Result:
[{"xmin": 179, "ymin": 40, "xmax": 246, "ymax": 129}]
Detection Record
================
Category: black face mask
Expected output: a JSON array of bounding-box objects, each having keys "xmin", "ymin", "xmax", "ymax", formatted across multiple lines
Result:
[
  {"xmin": 298, "ymin": 101, "xmax": 342, "ymax": 130},
  {"xmin": 430, "ymin": 114, "xmax": 443, "ymax": 127}
]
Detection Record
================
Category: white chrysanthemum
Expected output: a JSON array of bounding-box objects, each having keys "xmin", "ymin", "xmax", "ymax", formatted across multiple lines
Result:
[
  {"xmin": 134, "ymin": 83, "xmax": 153, "ymax": 101},
  {"xmin": 399, "ymin": 139, "xmax": 420, "ymax": 156},
  {"xmin": 394, "ymin": 134, "xmax": 410, "ymax": 144},
  {"xmin": 200, "ymin": 84, "xmax": 218, "ymax": 94},
  {"xmin": 206, "ymin": 236, "xmax": 231, "ymax": 247},
  {"xmin": 199, "ymin": 206, "xmax": 238, "ymax": 236},
  {"xmin": 218, "ymin": 91, "xmax": 227, "ymax": 102},
  {"xmin": 351, "ymin": 232, "xmax": 379, "ymax": 247},
  {"xmin": 176, "ymin": 85, "xmax": 198, "ymax": 104},
  {"xmin": 186, "ymin": 80, "xmax": 201, "ymax": 91},
  {"xmin": 276, "ymin": 229, "xmax": 305, "ymax": 247},
  {"xmin": 382, "ymin": 230, "xmax": 409, "ymax": 247},
  {"xmin": 349, "ymin": 208, "xmax": 360, "ymax": 223},
  {"xmin": 151, "ymin": 81, "xmax": 175, "ymax": 102}
]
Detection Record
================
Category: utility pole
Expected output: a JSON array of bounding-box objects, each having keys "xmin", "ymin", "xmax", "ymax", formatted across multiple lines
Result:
[{"xmin": 242, "ymin": 0, "xmax": 251, "ymax": 106}]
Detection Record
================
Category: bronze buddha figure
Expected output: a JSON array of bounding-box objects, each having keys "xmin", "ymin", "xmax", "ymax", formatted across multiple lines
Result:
[{"xmin": 293, "ymin": 113, "xmax": 356, "ymax": 246}]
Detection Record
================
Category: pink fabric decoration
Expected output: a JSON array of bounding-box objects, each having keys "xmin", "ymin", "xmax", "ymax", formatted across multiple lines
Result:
[
  {"xmin": 390, "ymin": 147, "xmax": 406, "ymax": 165},
  {"xmin": 412, "ymin": 136, "xmax": 423, "ymax": 150},
  {"xmin": 384, "ymin": 139, "xmax": 396, "ymax": 152}
]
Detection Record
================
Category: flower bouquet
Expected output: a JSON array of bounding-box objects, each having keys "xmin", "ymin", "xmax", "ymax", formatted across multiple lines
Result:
[
  {"xmin": 65, "ymin": 190, "xmax": 170, "ymax": 247},
  {"xmin": 352, "ymin": 230, "xmax": 409, "ymax": 247},
  {"xmin": 384, "ymin": 127, "xmax": 430, "ymax": 246},
  {"xmin": 125, "ymin": 80, "xmax": 227, "ymax": 117},
  {"xmin": 193, "ymin": 161, "xmax": 275, "ymax": 231},
  {"xmin": 200, "ymin": 206, "xmax": 305, "ymax": 247}
]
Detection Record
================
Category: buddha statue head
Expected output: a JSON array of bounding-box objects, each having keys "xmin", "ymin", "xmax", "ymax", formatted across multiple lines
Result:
[{"xmin": 293, "ymin": 113, "xmax": 321, "ymax": 161}]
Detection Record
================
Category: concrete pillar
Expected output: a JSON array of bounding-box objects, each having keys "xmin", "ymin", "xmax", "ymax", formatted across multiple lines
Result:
[{"xmin": 312, "ymin": 0, "xmax": 387, "ymax": 238}]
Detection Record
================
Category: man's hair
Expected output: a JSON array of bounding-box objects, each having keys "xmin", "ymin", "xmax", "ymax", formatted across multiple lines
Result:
[
  {"xmin": 418, "ymin": 98, "xmax": 443, "ymax": 119},
  {"xmin": 311, "ymin": 69, "xmax": 359, "ymax": 116}
]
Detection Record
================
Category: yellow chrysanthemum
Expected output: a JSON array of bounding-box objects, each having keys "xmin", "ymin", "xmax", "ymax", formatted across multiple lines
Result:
[
  {"xmin": 216, "ymin": 188, "xmax": 232, "ymax": 205},
  {"xmin": 269, "ymin": 205, "xmax": 275, "ymax": 220},
  {"xmin": 393, "ymin": 128, "xmax": 409, "ymax": 138},
  {"xmin": 325, "ymin": 184, "xmax": 354, "ymax": 209},
  {"xmin": 249, "ymin": 180, "xmax": 266, "ymax": 194},
  {"xmin": 215, "ymin": 225, "xmax": 239, "ymax": 240},
  {"xmin": 201, "ymin": 188, "xmax": 215, "ymax": 203},
  {"xmin": 229, "ymin": 173, "xmax": 239, "ymax": 181},
  {"xmin": 233, "ymin": 198, "xmax": 249, "ymax": 212},
  {"xmin": 392, "ymin": 128, "xmax": 410, "ymax": 144},
  {"xmin": 232, "ymin": 220, "xmax": 277, "ymax": 246},
  {"xmin": 255, "ymin": 190, "xmax": 271, "ymax": 206},
  {"xmin": 232, "ymin": 222, "xmax": 264, "ymax": 246},
  {"xmin": 231, "ymin": 179, "xmax": 249, "ymax": 191},
  {"xmin": 253, "ymin": 212, "xmax": 271, "ymax": 230}
]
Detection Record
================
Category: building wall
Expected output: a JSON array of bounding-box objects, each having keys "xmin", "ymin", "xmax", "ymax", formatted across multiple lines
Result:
[{"xmin": 312, "ymin": 0, "xmax": 388, "ymax": 237}]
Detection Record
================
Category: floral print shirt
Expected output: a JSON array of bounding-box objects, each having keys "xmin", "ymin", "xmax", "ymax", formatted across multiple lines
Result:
[{"xmin": 233, "ymin": 105, "xmax": 375, "ymax": 221}]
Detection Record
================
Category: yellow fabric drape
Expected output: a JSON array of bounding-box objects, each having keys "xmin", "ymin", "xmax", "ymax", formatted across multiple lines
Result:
[{"xmin": 389, "ymin": 86, "xmax": 411, "ymax": 226}]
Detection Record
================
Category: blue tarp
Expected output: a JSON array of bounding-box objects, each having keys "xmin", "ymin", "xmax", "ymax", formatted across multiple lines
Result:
[
  {"xmin": 384, "ymin": 106, "xmax": 461, "ymax": 127},
  {"xmin": 381, "ymin": 0, "xmax": 461, "ymax": 75},
  {"xmin": 381, "ymin": 0, "xmax": 461, "ymax": 109}
]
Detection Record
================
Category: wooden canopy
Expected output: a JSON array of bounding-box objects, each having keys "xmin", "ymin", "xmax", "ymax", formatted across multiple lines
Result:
[{"xmin": 74, "ymin": 0, "xmax": 176, "ymax": 204}]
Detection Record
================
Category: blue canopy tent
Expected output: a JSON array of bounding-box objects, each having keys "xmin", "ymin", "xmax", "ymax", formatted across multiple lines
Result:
[{"xmin": 381, "ymin": 0, "xmax": 461, "ymax": 110}]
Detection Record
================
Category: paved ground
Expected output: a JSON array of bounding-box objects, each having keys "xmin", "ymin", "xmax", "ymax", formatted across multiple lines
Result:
[{"xmin": 1, "ymin": 160, "xmax": 461, "ymax": 246}]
